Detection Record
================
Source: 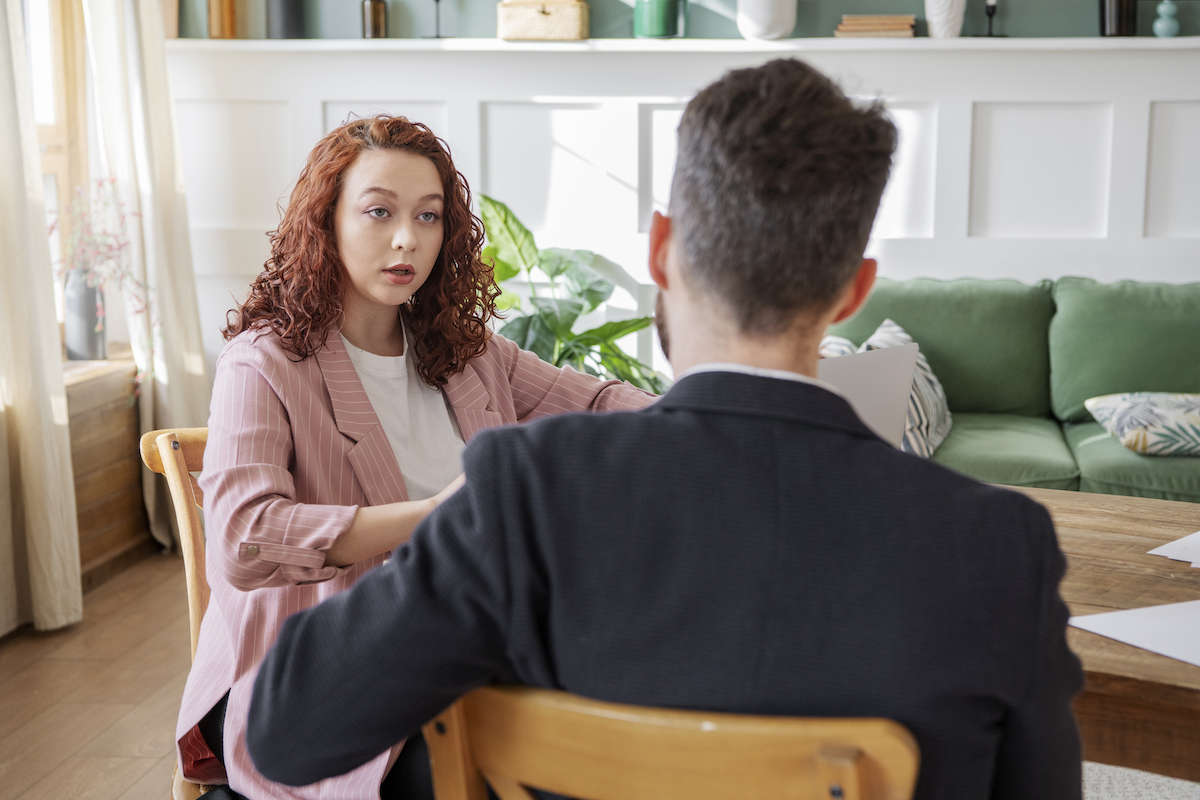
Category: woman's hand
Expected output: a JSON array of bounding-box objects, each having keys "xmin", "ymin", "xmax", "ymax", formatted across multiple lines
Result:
[{"xmin": 323, "ymin": 475, "xmax": 464, "ymax": 567}]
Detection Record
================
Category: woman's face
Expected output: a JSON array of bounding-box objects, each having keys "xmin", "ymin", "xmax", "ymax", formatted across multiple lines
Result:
[{"xmin": 334, "ymin": 148, "xmax": 445, "ymax": 317}]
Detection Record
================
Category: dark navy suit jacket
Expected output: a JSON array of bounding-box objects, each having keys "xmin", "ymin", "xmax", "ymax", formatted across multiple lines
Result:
[{"xmin": 248, "ymin": 371, "xmax": 1084, "ymax": 800}]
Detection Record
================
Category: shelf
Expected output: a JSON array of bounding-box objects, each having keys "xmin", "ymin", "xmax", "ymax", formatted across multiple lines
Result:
[{"xmin": 166, "ymin": 35, "xmax": 1200, "ymax": 54}]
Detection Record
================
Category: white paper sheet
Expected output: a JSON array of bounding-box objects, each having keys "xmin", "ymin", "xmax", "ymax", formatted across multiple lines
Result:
[
  {"xmin": 1070, "ymin": 600, "xmax": 1200, "ymax": 668},
  {"xmin": 1147, "ymin": 530, "xmax": 1200, "ymax": 568}
]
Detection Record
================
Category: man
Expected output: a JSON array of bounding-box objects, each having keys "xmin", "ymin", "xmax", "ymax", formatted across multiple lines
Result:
[{"xmin": 248, "ymin": 59, "xmax": 1083, "ymax": 799}]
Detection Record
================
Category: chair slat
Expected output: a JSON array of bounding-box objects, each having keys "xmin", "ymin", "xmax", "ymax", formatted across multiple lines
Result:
[{"xmin": 424, "ymin": 687, "xmax": 919, "ymax": 800}]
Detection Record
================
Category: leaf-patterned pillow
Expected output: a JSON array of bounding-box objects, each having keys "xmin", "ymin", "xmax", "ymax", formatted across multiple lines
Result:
[
  {"xmin": 820, "ymin": 319, "xmax": 953, "ymax": 458},
  {"xmin": 1085, "ymin": 393, "xmax": 1200, "ymax": 457}
]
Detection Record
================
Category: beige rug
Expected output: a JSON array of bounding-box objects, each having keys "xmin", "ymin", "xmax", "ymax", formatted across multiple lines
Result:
[{"xmin": 1086, "ymin": 763, "xmax": 1200, "ymax": 799}]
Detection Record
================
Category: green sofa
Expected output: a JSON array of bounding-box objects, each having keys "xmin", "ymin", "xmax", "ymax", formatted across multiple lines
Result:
[{"xmin": 828, "ymin": 276, "xmax": 1200, "ymax": 503}]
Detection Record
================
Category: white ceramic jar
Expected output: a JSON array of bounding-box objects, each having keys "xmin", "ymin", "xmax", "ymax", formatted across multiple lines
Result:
[{"xmin": 737, "ymin": 0, "xmax": 796, "ymax": 39}]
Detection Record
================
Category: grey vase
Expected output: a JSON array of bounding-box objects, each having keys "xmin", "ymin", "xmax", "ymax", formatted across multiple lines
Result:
[{"xmin": 64, "ymin": 269, "xmax": 106, "ymax": 360}]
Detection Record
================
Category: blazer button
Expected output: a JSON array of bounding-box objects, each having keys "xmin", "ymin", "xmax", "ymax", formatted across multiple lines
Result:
[{"xmin": 245, "ymin": 544, "xmax": 259, "ymax": 556}]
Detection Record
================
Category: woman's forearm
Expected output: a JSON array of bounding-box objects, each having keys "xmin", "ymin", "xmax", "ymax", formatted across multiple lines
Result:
[
  {"xmin": 324, "ymin": 499, "xmax": 436, "ymax": 567},
  {"xmin": 324, "ymin": 475, "xmax": 465, "ymax": 567}
]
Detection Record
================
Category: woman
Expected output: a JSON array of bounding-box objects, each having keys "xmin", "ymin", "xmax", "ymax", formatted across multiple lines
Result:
[{"xmin": 177, "ymin": 116, "xmax": 655, "ymax": 800}]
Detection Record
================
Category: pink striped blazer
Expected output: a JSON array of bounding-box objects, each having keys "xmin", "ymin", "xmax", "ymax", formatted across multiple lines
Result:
[{"xmin": 179, "ymin": 327, "xmax": 655, "ymax": 799}]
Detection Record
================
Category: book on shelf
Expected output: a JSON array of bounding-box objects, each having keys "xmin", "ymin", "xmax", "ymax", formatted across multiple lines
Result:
[
  {"xmin": 837, "ymin": 22, "xmax": 916, "ymax": 30},
  {"xmin": 833, "ymin": 28, "xmax": 915, "ymax": 37},
  {"xmin": 840, "ymin": 13, "xmax": 916, "ymax": 21},
  {"xmin": 834, "ymin": 14, "xmax": 915, "ymax": 36}
]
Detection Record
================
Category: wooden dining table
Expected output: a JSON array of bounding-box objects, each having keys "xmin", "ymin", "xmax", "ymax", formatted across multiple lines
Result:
[{"xmin": 1015, "ymin": 487, "xmax": 1200, "ymax": 782}]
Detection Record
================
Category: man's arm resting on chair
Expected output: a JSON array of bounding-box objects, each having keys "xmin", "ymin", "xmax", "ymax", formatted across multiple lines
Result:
[{"xmin": 247, "ymin": 433, "xmax": 518, "ymax": 786}]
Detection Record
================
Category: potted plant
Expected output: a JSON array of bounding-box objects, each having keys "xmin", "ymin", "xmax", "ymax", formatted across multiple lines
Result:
[
  {"xmin": 51, "ymin": 178, "xmax": 146, "ymax": 361},
  {"xmin": 480, "ymin": 196, "xmax": 669, "ymax": 394}
]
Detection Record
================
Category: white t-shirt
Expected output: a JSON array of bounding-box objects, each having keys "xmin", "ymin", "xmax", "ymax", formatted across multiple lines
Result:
[{"xmin": 341, "ymin": 332, "xmax": 465, "ymax": 502}]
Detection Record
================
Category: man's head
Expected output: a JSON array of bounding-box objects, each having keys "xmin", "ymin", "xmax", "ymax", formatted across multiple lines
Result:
[{"xmin": 651, "ymin": 58, "xmax": 896, "ymax": 364}]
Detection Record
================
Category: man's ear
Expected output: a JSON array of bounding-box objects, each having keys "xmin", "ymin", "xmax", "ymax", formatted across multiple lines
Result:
[
  {"xmin": 648, "ymin": 211, "xmax": 672, "ymax": 290},
  {"xmin": 831, "ymin": 259, "xmax": 878, "ymax": 324}
]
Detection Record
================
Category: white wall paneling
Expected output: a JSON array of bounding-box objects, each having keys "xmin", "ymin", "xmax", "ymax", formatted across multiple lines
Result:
[
  {"xmin": 969, "ymin": 102, "xmax": 1113, "ymax": 239},
  {"xmin": 165, "ymin": 38, "xmax": 1200, "ymax": 372},
  {"xmin": 323, "ymin": 102, "xmax": 450, "ymax": 136},
  {"xmin": 1145, "ymin": 101, "xmax": 1200, "ymax": 239}
]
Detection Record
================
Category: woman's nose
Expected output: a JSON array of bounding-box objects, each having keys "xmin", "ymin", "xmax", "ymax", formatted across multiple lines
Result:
[{"xmin": 391, "ymin": 221, "xmax": 418, "ymax": 251}]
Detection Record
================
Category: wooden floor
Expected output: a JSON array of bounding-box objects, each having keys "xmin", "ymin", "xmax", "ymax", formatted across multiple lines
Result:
[{"xmin": 0, "ymin": 553, "xmax": 189, "ymax": 800}]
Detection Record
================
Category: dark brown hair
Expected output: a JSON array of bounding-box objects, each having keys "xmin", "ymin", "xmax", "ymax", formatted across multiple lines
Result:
[
  {"xmin": 670, "ymin": 58, "xmax": 897, "ymax": 335},
  {"xmin": 223, "ymin": 115, "xmax": 498, "ymax": 386}
]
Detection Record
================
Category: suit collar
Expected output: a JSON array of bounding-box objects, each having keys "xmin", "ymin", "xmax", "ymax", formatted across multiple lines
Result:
[{"xmin": 656, "ymin": 371, "xmax": 881, "ymax": 443}]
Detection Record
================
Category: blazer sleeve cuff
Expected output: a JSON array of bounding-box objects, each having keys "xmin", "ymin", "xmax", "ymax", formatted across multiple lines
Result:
[{"xmin": 235, "ymin": 503, "xmax": 358, "ymax": 585}]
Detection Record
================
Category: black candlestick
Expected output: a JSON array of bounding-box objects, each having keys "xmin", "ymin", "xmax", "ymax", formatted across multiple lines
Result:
[
  {"xmin": 424, "ymin": 0, "xmax": 442, "ymax": 37},
  {"xmin": 972, "ymin": 3, "xmax": 1006, "ymax": 36}
]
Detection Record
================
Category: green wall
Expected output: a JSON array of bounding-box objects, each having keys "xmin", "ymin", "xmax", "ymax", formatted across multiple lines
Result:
[{"xmin": 179, "ymin": 0, "xmax": 1199, "ymax": 39}]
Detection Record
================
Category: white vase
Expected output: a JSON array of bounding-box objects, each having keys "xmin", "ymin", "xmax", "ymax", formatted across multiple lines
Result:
[
  {"xmin": 924, "ymin": 0, "xmax": 966, "ymax": 37},
  {"xmin": 737, "ymin": 0, "xmax": 796, "ymax": 39}
]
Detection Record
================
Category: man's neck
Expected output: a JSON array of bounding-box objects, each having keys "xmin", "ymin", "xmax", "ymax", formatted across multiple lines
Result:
[{"xmin": 671, "ymin": 336, "xmax": 823, "ymax": 379}]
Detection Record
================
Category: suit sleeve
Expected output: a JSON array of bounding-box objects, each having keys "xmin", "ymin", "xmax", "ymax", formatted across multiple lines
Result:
[
  {"xmin": 490, "ymin": 331, "xmax": 657, "ymax": 420},
  {"xmin": 201, "ymin": 337, "xmax": 357, "ymax": 590},
  {"xmin": 990, "ymin": 502, "xmax": 1085, "ymax": 800},
  {"xmin": 247, "ymin": 433, "xmax": 516, "ymax": 786}
]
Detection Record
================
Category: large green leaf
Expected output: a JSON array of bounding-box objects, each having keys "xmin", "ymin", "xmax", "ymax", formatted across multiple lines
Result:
[
  {"xmin": 483, "ymin": 243, "xmax": 519, "ymax": 283},
  {"xmin": 480, "ymin": 196, "xmax": 538, "ymax": 275},
  {"xmin": 496, "ymin": 289, "xmax": 522, "ymax": 311},
  {"xmin": 563, "ymin": 263, "xmax": 614, "ymax": 313},
  {"xmin": 595, "ymin": 343, "xmax": 670, "ymax": 394},
  {"xmin": 538, "ymin": 248, "xmax": 593, "ymax": 279},
  {"xmin": 498, "ymin": 314, "xmax": 557, "ymax": 363},
  {"xmin": 574, "ymin": 317, "xmax": 653, "ymax": 345},
  {"xmin": 530, "ymin": 297, "xmax": 584, "ymax": 339},
  {"xmin": 555, "ymin": 337, "xmax": 593, "ymax": 370}
]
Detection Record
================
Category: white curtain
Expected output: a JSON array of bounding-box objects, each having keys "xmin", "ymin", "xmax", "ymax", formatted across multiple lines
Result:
[
  {"xmin": 0, "ymin": 0, "xmax": 83, "ymax": 634},
  {"xmin": 83, "ymin": 0, "xmax": 210, "ymax": 549}
]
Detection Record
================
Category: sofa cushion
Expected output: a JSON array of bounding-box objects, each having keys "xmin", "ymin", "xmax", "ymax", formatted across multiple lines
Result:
[
  {"xmin": 1065, "ymin": 422, "xmax": 1200, "ymax": 503},
  {"xmin": 1050, "ymin": 277, "xmax": 1200, "ymax": 424},
  {"xmin": 828, "ymin": 277, "xmax": 1055, "ymax": 417},
  {"xmin": 821, "ymin": 320, "xmax": 953, "ymax": 458},
  {"xmin": 1085, "ymin": 392, "xmax": 1200, "ymax": 456},
  {"xmin": 931, "ymin": 413, "xmax": 1079, "ymax": 490}
]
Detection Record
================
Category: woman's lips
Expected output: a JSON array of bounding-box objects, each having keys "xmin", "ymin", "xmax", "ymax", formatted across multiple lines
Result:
[{"xmin": 385, "ymin": 266, "xmax": 415, "ymax": 285}]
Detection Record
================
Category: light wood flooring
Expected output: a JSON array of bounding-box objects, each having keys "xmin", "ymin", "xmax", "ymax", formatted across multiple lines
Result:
[{"xmin": 0, "ymin": 553, "xmax": 189, "ymax": 800}]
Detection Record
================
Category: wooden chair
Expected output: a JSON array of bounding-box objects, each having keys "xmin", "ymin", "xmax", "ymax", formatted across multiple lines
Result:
[
  {"xmin": 423, "ymin": 686, "xmax": 919, "ymax": 800},
  {"xmin": 139, "ymin": 427, "xmax": 210, "ymax": 800}
]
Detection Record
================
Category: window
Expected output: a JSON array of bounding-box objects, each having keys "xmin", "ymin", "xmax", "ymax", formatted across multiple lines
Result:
[{"xmin": 26, "ymin": 0, "xmax": 88, "ymax": 327}]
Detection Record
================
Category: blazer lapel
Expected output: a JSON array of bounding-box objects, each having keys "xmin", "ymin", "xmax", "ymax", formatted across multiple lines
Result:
[
  {"xmin": 315, "ymin": 331, "xmax": 410, "ymax": 505},
  {"xmin": 443, "ymin": 361, "xmax": 507, "ymax": 442}
]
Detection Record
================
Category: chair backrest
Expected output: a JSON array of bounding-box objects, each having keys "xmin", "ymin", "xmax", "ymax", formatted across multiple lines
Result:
[
  {"xmin": 423, "ymin": 686, "xmax": 919, "ymax": 800},
  {"xmin": 139, "ymin": 427, "xmax": 209, "ymax": 661}
]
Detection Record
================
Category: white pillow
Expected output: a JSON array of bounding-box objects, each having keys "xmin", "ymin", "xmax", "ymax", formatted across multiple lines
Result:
[
  {"xmin": 1085, "ymin": 393, "xmax": 1200, "ymax": 457},
  {"xmin": 820, "ymin": 319, "xmax": 953, "ymax": 458}
]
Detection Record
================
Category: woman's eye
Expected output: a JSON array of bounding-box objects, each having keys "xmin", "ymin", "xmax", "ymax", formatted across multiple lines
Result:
[
  {"xmin": 419, "ymin": 211, "xmax": 439, "ymax": 223},
  {"xmin": 368, "ymin": 207, "xmax": 388, "ymax": 218}
]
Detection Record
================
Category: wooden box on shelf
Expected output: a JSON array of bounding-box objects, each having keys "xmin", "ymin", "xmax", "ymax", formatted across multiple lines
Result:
[
  {"xmin": 63, "ymin": 343, "xmax": 155, "ymax": 592},
  {"xmin": 497, "ymin": 0, "xmax": 589, "ymax": 40}
]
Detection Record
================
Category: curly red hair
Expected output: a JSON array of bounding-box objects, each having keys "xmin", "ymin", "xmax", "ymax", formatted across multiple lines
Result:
[{"xmin": 223, "ymin": 115, "xmax": 498, "ymax": 387}]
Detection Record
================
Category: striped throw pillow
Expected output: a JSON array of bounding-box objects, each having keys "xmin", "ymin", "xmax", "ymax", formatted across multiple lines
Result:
[
  {"xmin": 1085, "ymin": 393, "xmax": 1200, "ymax": 456},
  {"xmin": 820, "ymin": 319, "xmax": 953, "ymax": 458}
]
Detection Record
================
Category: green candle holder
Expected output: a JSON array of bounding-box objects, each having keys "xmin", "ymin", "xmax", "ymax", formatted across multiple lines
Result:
[{"xmin": 634, "ymin": 0, "xmax": 683, "ymax": 38}]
